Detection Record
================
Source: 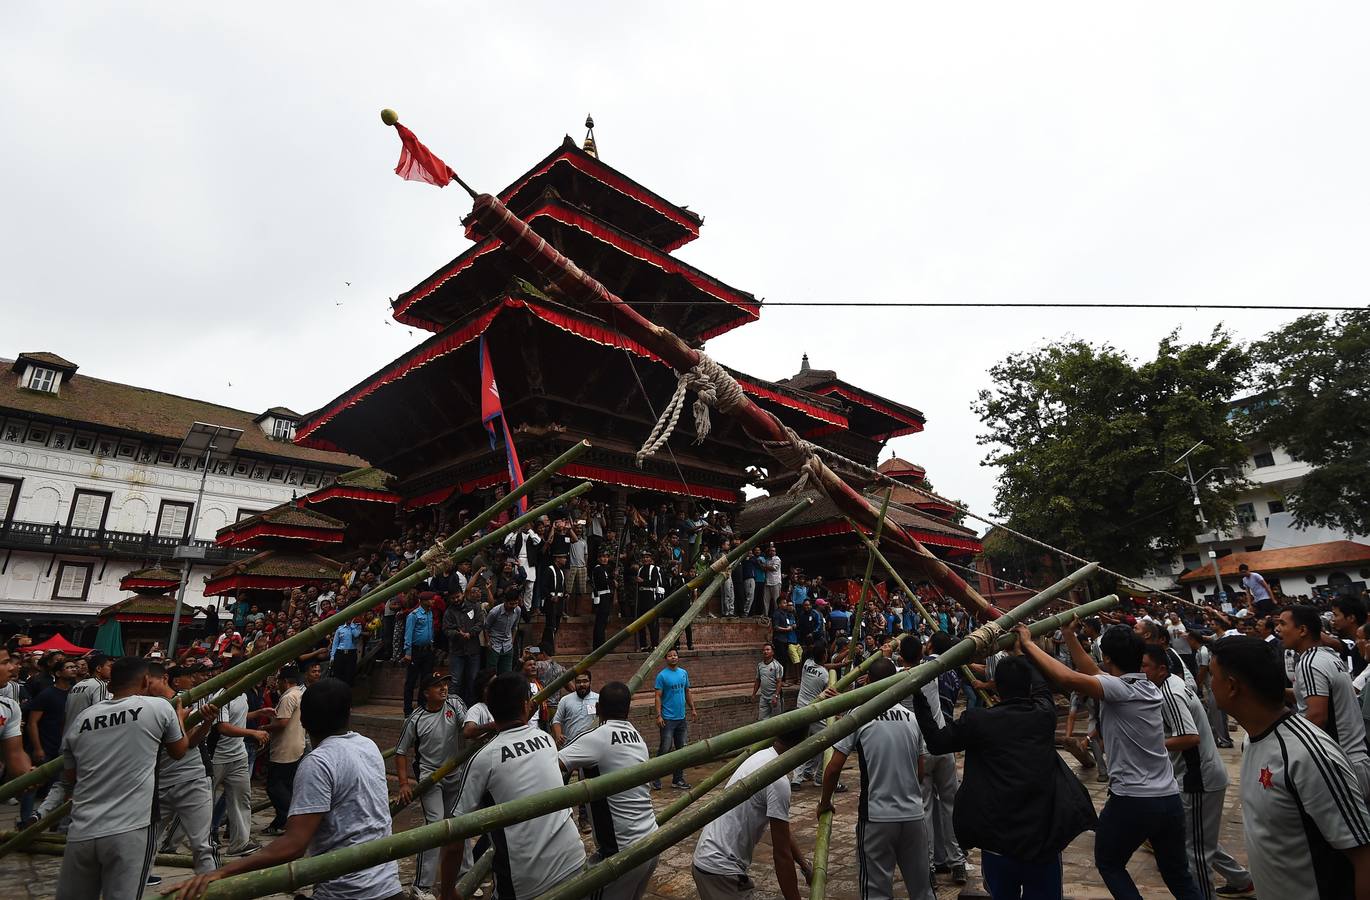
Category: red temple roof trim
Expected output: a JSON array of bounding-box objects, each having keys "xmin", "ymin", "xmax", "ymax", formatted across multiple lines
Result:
[
  {"xmin": 559, "ymin": 463, "xmax": 741, "ymax": 504},
  {"xmin": 298, "ymin": 295, "xmax": 839, "ymax": 448},
  {"xmin": 297, "ymin": 485, "xmax": 402, "ymax": 507},
  {"xmin": 813, "ymin": 384, "xmax": 925, "ymax": 433},
  {"xmin": 404, "ymin": 471, "xmax": 508, "ymax": 510},
  {"xmin": 217, "ymin": 523, "xmax": 346, "ymax": 547},
  {"xmin": 119, "ymin": 576, "xmax": 180, "ymax": 592},
  {"xmin": 486, "ymin": 145, "xmax": 702, "ymax": 251},
  {"xmin": 770, "ymin": 519, "xmax": 981, "ymax": 553},
  {"xmin": 393, "ymin": 201, "xmax": 759, "ymax": 335}
]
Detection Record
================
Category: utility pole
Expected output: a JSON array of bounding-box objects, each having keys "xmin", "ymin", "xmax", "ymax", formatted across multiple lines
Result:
[{"xmin": 1153, "ymin": 440, "xmax": 1227, "ymax": 604}]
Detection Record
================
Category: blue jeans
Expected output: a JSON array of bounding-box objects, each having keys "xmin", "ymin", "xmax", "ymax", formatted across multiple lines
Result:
[
  {"xmin": 981, "ymin": 852, "xmax": 1063, "ymax": 899},
  {"xmin": 449, "ymin": 652, "xmax": 481, "ymax": 704},
  {"xmin": 1095, "ymin": 793, "xmax": 1200, "ymax": 900},
  {"xmin": 652, "ymin": 719, "xmax": 688, "ymax": 787}
]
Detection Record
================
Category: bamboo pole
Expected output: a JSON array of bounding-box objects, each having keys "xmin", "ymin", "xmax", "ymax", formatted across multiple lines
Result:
[
  {"xmin": 844, "ymin": 490, "xmax": 890, "ymax": 672},
  {"xmin": 536, "ymin": 595, "xmax": 1121, "ymax": 900},
  {"xmin": 392, "ymin": 497, "xmax": 815, "ymax": 813},
  {"xmin": 156, "ymin": 572, "xmax": 1095, "ymax": 900},
  {"xmin": 2, "ymin": 832, "xmax": 195, "ymax": 868},
  {"xmin": 808, "ymin": 667, "xmax": 839, "ymax": 900},
  {"xmin": 0, "ymin": 447, "xmax": 593, "ymax": 807},
  {"xmin": 624, "ymin": 574, "xmax": 726, "ymax": 692}
]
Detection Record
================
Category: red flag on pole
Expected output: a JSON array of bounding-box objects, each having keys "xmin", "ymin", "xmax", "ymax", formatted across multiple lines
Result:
[
  {"xmin": 479, "ymin": 336, "xmax": 526, "ymax": 514},
  {"xmin": 392, "ymin": 123, "xmax": 456, "ymax": 188}
]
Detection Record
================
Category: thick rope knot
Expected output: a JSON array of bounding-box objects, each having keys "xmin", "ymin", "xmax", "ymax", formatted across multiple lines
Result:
[
  {"xmin": 420, "ymin": 542, "xmax": 454, "ymax": 577},
  {"xmin": 966, "ymin": 621, "xmax": 1006, "ymax": 658},
  {"xmin": 635, "ymin": 353, "xmax": 747, "ymax": 466}
]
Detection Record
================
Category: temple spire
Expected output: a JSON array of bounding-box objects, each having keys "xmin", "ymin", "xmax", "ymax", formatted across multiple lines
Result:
[
  {"xmin": 583, "ymin": 114, "xmax": 598, "ymax": 158},
  {"xmin": 800, "ymin": 353, "xmax": 810, "ymax": 372}
]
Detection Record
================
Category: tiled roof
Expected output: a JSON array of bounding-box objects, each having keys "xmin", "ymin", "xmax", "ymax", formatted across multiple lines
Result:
[
  {"xmin": 0, "ymin": 356, "xmax": 365, "ymax": 468},
  {"xmin": 223, "ymin": 504, "xmax": 347, "ymax": 534},
  {"xmin": 878, "ymin": 457, "xmax": 927, "ymax": 480},
  {"xmin": 254, "ymin": 406, "xmax": 302, "ymax": 422},
  {"xmin": 100, "ymin": 595, "xmax": 200, "ymax": 618},
  {"xmin": 1178, "ymin": 541, "xmax": 1370, "ymax": 583},
  {"xmin": 736, "ymin": 489, "xmax": 977, "ymax": 539},
  {"xmin": 207, "ymin": 550, "xmax": 343, "ymax": 581},
  {"xmin": 124, "ymin": 565, "xmax": 182, "ymax": 582},
  {"xmin": 335, "ymin": 467, "xmax": 396, "ymax": 492},
  {"xmin": 13, "ymin": 351, "xmax": 78, "ymax": 371}
]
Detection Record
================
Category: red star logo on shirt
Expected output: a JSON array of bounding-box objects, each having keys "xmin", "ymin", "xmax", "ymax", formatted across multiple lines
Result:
[
  {"xmin": 0, "ymin": 713, "xmax": 6, "ymax": 728},
  {"xmin": 445, "ymin": 708, "xmax": 455, "ymax": 721},
  {"xmin": 1259, "ymin": 766, "xmax": 1274, "ymax": 789}
]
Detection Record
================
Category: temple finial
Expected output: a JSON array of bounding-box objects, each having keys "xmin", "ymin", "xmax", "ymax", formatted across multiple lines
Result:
[
  {"xmin": 583, "ymin": 114, "xmax": 598, "ymax": 158},
  {"xmin": 800, "ymin": 353, "xmax": 810, "ymax": 372}
]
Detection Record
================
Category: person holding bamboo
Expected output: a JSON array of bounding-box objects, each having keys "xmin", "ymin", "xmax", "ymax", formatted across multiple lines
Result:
[
  {"xmin": 816, "ymin": 656, "xmax": 933, "ymax": 900},
  {"xmin": 439, "ymin": 672, "xmax": 586, "ymax": 900},
  {"xmin": 397, "ymin": 672, "xmax": 469, "ymax": 900},
  {"xmin": 169, "ymin": 677, "xmax": 404, "ymax": 900}
]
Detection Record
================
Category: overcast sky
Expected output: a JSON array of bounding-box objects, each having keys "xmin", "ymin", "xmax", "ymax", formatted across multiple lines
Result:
[{"xmin": 4, "ymin": 3, "xmax": 1367, "ymax": 531}]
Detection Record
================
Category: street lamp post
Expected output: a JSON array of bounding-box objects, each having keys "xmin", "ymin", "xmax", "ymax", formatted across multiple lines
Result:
[
  {"xmin": 1152, "ymin": 440, "xmax": 1228, "ymax": 604},
  {"xmin": 168, "ymin": 422, "xmax": 243, "ymax": 657}
]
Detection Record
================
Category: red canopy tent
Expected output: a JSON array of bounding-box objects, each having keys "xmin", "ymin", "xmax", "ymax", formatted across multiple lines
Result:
[{"xmin": 26, "ymin": 633, "xmax": 93, "ymax": 655}]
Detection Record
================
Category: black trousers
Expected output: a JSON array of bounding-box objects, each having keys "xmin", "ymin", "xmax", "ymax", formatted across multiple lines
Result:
[
  {"xmin": 541, "ymin": 595, "xmax": 564, "ymax": 655},
  {"xmin": 403, "ymin": 647, "xmax": 433, "ymax": 716},
  {"xmin": 636, "ymin": 593, "xmax": 661, "ymax": 649},
  {"xmin": 330, "ymin": 649, "xmax": 358, "ymax": 685},
  {"xmin": 592, "ymin": 596, "xmax": 612, "ymax": 649},
  {"xmin": 266, "ymin": 759, "xmax": 300, "ymax": 829}
]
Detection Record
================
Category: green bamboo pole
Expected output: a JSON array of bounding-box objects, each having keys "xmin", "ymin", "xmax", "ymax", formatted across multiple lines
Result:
[
  {"xmin": 3, "ymin": 833, "xmax": 195, "ymax": 868},
  {"xmin": 843, "ymin": 490, "xmax": 890, "ymax": 674},
  {"xmin": 391, "ymin": 497, "xmax": 815, "ymax": 813},
  {"xmin": 0, "ymin": 661, "xmax": 273, "ymax": 858},
  {"xmin": 157, "ymin": 573, "xmax": 1095, "ymax": 900},
  {"xmin": 536, "ymin": 594, "xmax": 1122, "ymax": 900},
  {"xmin": 848, "ymin": 523, "xmax": 1097, "ymax": 703},
  {"xmin": 625, "ymin": 574, "xmax": 726, "ymax": 692},
  {"xmin": 808, "ymin": 668, "xmax": 839, "ymax": 900},
  {"xmin": 0, "ymin": 447, "xmax": 593, "ymax": 807}
]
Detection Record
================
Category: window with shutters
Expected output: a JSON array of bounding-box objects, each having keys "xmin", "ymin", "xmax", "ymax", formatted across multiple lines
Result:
[
  {"xmin": 67, "ymin": 490, "xmax": 111, "ymax": 531},
  {"xmin": 0, "ymin": 478, "xmax": 18, "ymax": 524},
  {"xmin": 53, "ymin": 562, "xmax": 93, "ymax": 600},
  {"xmin": 156, "ymin": 500, "xmax": 194, "ymax": 541},
  {"xmin": 25, "ymin": 367, "xmax": 58, "ymax": 394},
  {"xmin": 272, "ymin": 418, "xmax": 296, "ymax": 440}
]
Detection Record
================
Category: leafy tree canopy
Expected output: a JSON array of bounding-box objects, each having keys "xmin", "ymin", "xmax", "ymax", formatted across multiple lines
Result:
[
  {"xmin": 1246, "ymin": 309, "xmax": 1370, "ymax": 535},
  {"xmin": 974, "ymin": 328, "xmax": 1250, "ymax": 579}
]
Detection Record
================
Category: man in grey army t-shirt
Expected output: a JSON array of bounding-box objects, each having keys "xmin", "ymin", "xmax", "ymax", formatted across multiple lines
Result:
[{"xmin": 57, "ymin": 657, "xmax": 193, "ymax": 900}]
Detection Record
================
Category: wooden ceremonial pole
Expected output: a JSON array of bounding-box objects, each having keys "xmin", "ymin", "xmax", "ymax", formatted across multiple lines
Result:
[
  {"xmin": 0, "ymin": 443, "xmax": 593, "ymax": 808},
  {"xmin": 378, "ymin": 111, "xmax": 999, "ymax": 622},
  {"xmin": 391, "ymin": 498, "xmax": 814, "ymax": 814}
]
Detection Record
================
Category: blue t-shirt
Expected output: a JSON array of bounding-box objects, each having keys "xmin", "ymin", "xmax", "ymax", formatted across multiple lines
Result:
[{"xmin": 654, "ymin": 666, "xmax": 690, "ymax": 721}]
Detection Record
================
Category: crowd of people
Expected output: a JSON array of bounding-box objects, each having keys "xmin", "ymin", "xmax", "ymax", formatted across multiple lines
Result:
[{"xmin": 6, "ymin": 481, "xmax": 1370, "ymax": 900}]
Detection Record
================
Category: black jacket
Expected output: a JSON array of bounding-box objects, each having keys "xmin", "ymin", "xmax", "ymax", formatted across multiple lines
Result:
[{"xmin": 912, "ymin": 671, "xmax": 1095, "ymax": 862}]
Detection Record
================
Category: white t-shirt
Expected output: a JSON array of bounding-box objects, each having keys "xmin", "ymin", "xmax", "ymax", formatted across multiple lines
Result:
[
  {"xmin": 693, "ymin": 746, "xmax": 790, "ymax": 877},
  {"xmin": 1095, "ymin": 672, "xmax": 1179, "ymax": 798},
  {"xmin": 213, "ymin": 693, "xmax": 250, "ymax": 764},
  {"xmin": 289, "ymin": 732, "xmax": 402, "ymax": 900}
]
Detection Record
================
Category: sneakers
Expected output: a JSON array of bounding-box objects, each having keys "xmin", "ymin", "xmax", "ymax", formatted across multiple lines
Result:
[
  {"xmin": 672, "ymin": 780, "xmax": 692, "ymax": 790},
  {"xmin": 145, "ymin": 875, "xmax": 163, "ymax": 888},
  {"xmin": 226, "ymin": 842, "xmax": 262, "ymax": 857},
  {"xmin": 952, "ymin": 862, "xmax": 968, "ymax": 885},
  {"xmin": 261, "ymin": 825, "xmax": 286, "ymax": 837},
  {"xmin": 410, "ymin": 887, "xmax": 437, "ymax": 900},
  {"xmin": 650, "ymin": 781, "xmax": 662, "ymax": 791},
  {"xmin": 1215, "ymin": 884, "xmax": 1256, "ymax": 897}
]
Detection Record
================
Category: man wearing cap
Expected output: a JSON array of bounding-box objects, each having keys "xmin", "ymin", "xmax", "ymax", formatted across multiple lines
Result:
[
  {"xmin": 403, "ymin": 592, "xmax": 437, "ymax": 717},
  {"xmin": 590, "ymin": 547, "xmax": 615, "ymax": 649},
  {"xmin": 540, "ymin": 551, "xmax": 570, "ymax": 655},
  {"xmin": 635, "ymin": 552, "xmax": 664, "ymax": 652},
  {"xmin": 148, "ymin": 662, "xmax": 222, "ymax": 874},
  {"xmin": 396, "ymin": 673, "xmax": 468, "ymax": 900}
]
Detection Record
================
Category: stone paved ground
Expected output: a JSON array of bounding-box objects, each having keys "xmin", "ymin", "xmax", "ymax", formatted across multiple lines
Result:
[{"xmin": 1, "ymin": 735, "xmax": 1252, "ymax": 899}]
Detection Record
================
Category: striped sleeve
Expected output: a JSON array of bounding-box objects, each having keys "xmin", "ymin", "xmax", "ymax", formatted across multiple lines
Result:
[
  {"xmin": 1302, "ymin": 651, "xmax": 1334, "ymax": 698},
  {"xmin": 1160, "ymin": 682, "xmax": 1198, "ymax": 738},
  {"xmin": 396, "ymin": 711, "xmax": 419, "ymax": 757},
  {"xmin": 1284, "ymin": 716, "xmax": 1370, "ymax": 849}
]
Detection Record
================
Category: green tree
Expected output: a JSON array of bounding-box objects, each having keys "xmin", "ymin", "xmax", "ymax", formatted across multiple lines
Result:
[
  {"xmin": 973, "ymin": 328, "xmax": 1250, "ymax": 580},
  {"xmin": 1246, "ymin": 309, "xmax": 1370, "ymax": 535}
]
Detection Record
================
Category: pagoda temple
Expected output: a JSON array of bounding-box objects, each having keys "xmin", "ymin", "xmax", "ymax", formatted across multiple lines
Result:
[
  {"xmin": 205, "ymin": 505, "xmax": 345, "ymax": 601},
  {"xmin": 294, "ymin": 129, "xmax": 981, "ymax": 575}
]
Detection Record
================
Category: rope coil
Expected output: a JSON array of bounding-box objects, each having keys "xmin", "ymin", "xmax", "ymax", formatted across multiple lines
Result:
[
  {"xmin": 634, "ymin": 355, "xmax": 747, "ymax": 466},
  {"xmin": 966, "ymin": 621, "xmax": 1006, "ymax": 658},
  {"xmin": 420, "ymin": 542, "xmax": 454, "ymax": 577}
]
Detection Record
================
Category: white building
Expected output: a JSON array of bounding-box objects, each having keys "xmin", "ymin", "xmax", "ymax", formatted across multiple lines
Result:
[
  {"xmin": 0, "ymin": 351, "xmax": 363, "ymax": 634},
  {"xmin": 1144, "ymin": 396, "xmax": 1369, "ymax": 601}
]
